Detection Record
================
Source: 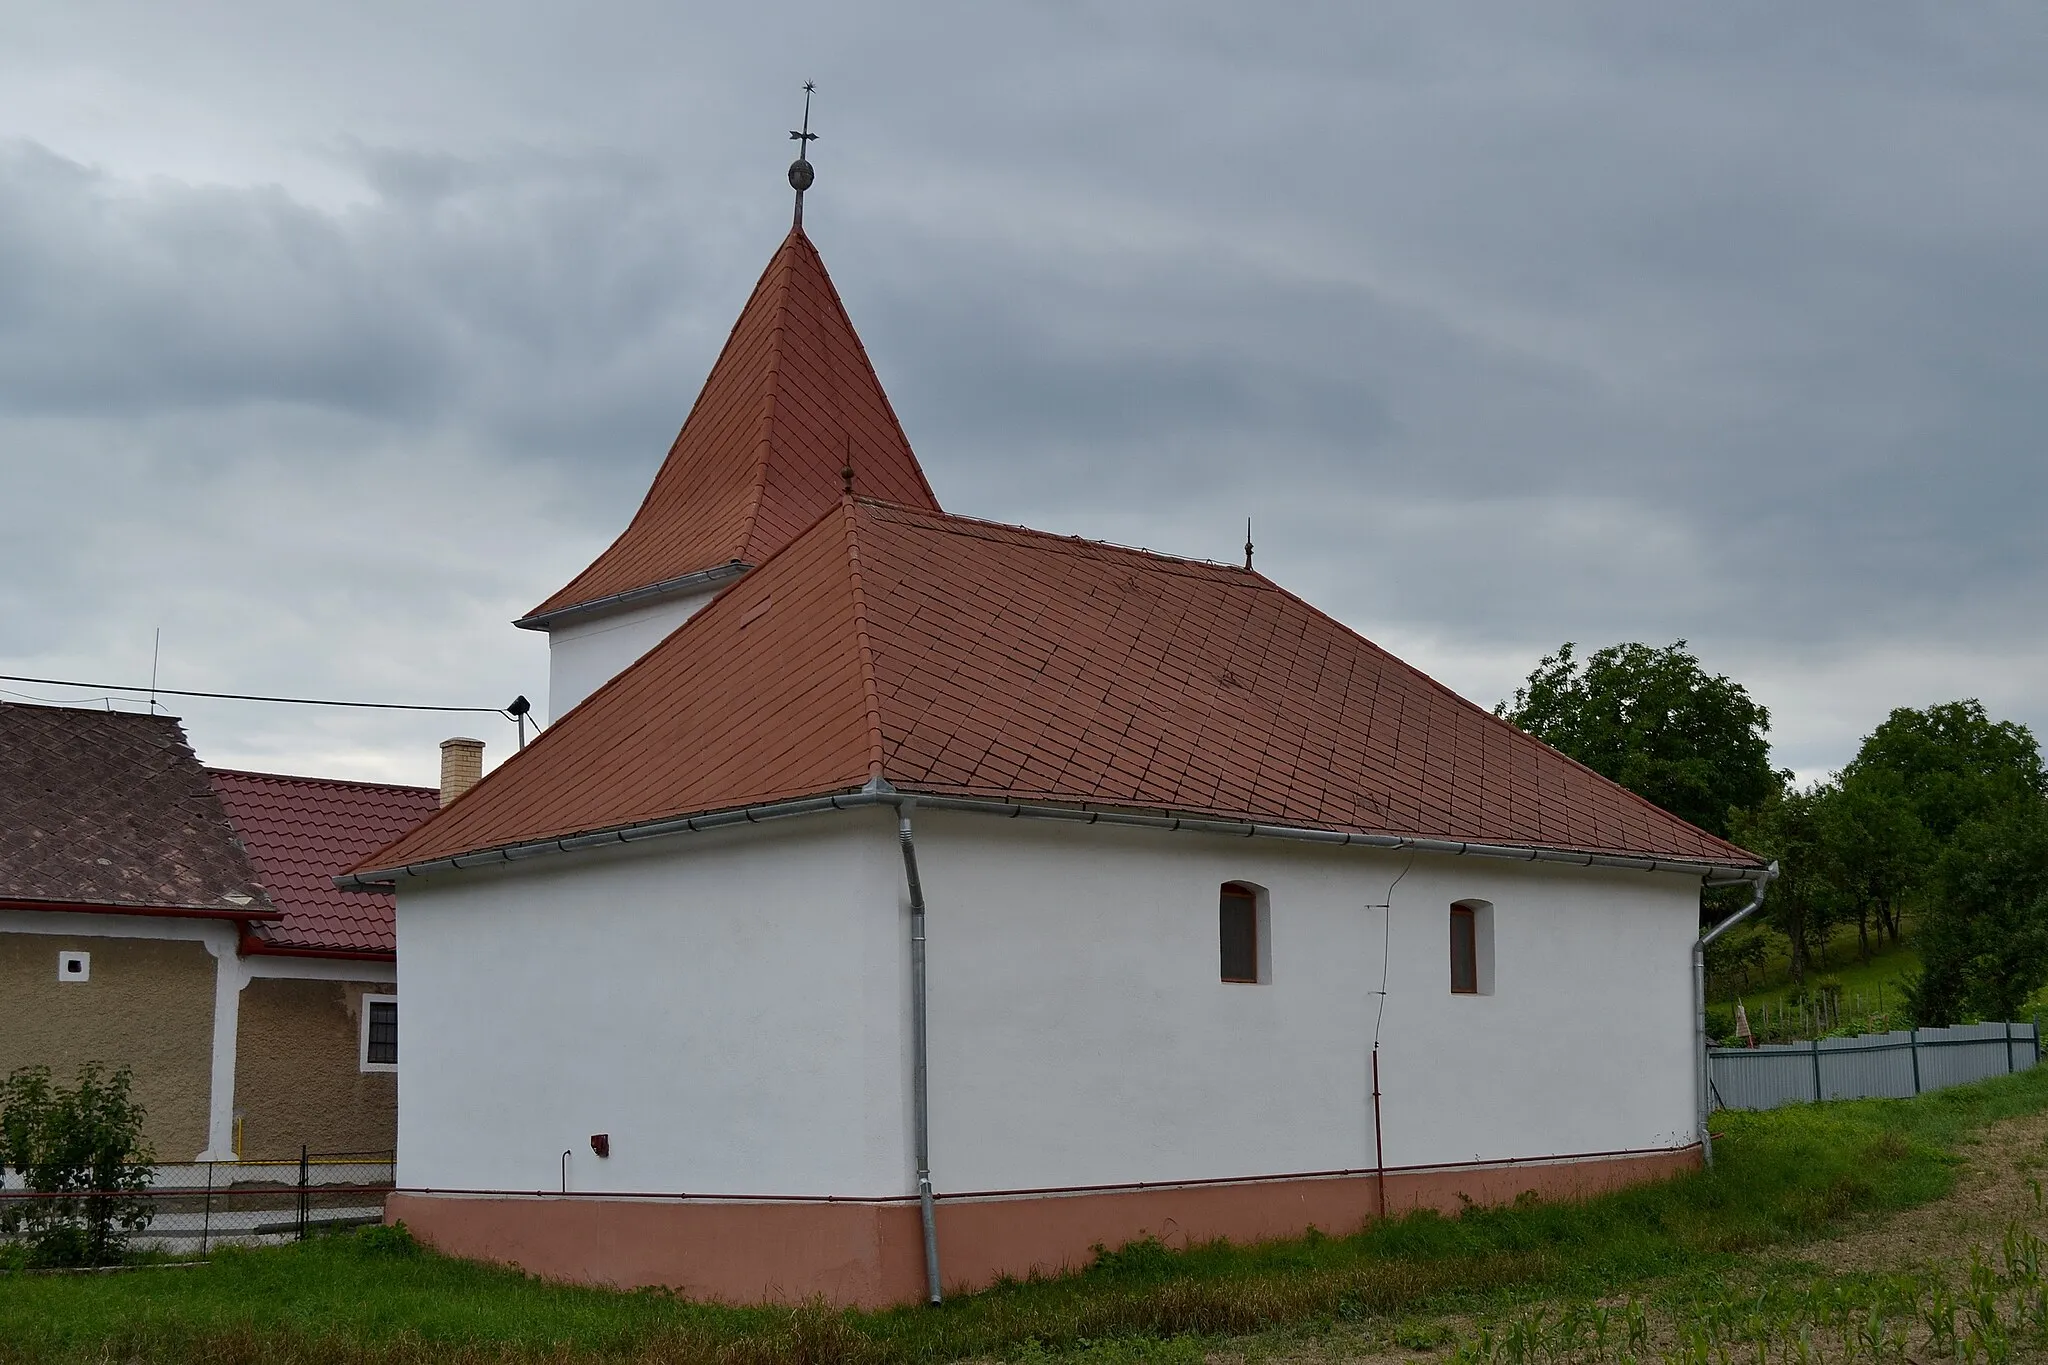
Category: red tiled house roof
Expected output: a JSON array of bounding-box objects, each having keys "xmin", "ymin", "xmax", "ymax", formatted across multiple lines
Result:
[
  {"xmin": 361, "ymin": 499, "xmax": 1762, "ymax": 874},
  {"xmin": 210, "ymin": 770, "xmax": 437, "ymax": 956},
  {"xmin": 520, "ymin": 228, "xmax": 940, "ymax": 625},
  {"xmin": 0, "ymin": 702, "xmax": 274, "ymax": 916}
]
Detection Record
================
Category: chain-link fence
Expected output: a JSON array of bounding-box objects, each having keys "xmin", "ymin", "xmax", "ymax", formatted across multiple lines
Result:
[{"xmin": 1, "ymin": 1148, "xmax": 393, "ymax": 1258}]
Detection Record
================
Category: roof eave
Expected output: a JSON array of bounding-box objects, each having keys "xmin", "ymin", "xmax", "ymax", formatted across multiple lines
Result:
[
  {"xmin": 337, "ymin": 785, "xmax": 884, "ymax": 889},
  {"xmin": 0, "ymin": 896, "xmax": 284, "ymax": 921},
  {"xmin": 238, "ymin": 926, "xmax": 395, "ymax": 963},
  {"xmin": 516, "ymin": 561, "xmax": 751, "ymax": 632},
  {"xmin": 337, "ymin": 785, "xmax": 1770, "ymax": 891}
]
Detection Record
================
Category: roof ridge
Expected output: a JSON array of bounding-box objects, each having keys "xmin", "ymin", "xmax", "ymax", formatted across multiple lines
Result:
[
  {"xmin": 841, "ymin": 497, "xmax": 888, "ymax": 780},
  {"xmin": 856, "ymin": 499, "xmax": 1252, "ymax": 579},
  {"xmin": 0, "ymin": 700, "xmax": 183, "ymax": 724},
  {"xmin": 209, "ymin": 767, "xmax": 437, "ymax": 795},
  {"xmin": 797, "ymin": 232, "xmax": 941, "ymax": 512},
  {"xmin": 733, "ymin": 238, "xmax": 799, "ymax": 567}
]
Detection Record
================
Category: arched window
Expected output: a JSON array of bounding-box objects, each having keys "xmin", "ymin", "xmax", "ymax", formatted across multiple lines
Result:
[{"xmin": 1220, "ymin": 882, "xmax": 1265, "ymax": 983}]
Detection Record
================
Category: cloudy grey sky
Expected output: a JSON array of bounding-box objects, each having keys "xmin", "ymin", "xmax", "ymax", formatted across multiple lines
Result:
[{"xmin": 4, "ymin": 2, "xmax": 2044, "ymax": 789}]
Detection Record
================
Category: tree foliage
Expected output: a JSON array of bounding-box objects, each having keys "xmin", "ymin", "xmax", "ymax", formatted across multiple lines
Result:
[
  {"xmin": 1907, "ymin": 800, "xmax": 2048, "ymax": 1024},
  {"xmin": 1846, "ymin": 700, "xmax": 2046, "ymax": 844},
  {"xmin": 1813, "ymin": 768, "xmax": 1928, "ymax": 960},
  {"xmin": 0, "ymin": 1062, "xmax": 155, "ymax": 1267},
  {"xmin": 1831, "ymin": 701, "xmax": 2048, "ymax": 1026},
  {"xmin": 1501, "ymin": 651, "xmax": 2048, "ymax": 1023},
  {"xmin": 1728, "ymin": 785, "xmax": 1833, "ymax": 986},
  {"xmin": 1497, "ymin": 640, "xmax": 1776, "ymax": 841}
]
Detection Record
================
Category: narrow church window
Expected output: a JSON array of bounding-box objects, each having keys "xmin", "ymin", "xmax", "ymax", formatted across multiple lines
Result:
[
  {"xmin": 1450, "ymin": 905, "xmax": 1478, "ymax": 993},
  {"xmin": 1450, "ymin": 900, "xmax": 1497, "ymax": 995},
  {"xmin": 361, "ymin": 996, "xmax": 398, "ymax": 1071},
  {"xmin": 1220, "ymin": 882, "xmax": 1260, "ymax": 983}
]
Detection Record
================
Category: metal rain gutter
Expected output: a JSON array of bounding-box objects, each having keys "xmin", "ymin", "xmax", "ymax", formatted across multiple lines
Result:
[
  {"xmin": 338, "ymin": 791, "xmax": 1770, "ymax": 890},
  {"xmin": 512, "ymin": 561, "xmax": 750, "ymax": 632},
  {"xmin": 1693, "ymin": 862, "xmax": 1778, "ymax": 1166},
  {"xmin": 896, "ymin": 798, "xmax": 943, "ymax": 1306}
]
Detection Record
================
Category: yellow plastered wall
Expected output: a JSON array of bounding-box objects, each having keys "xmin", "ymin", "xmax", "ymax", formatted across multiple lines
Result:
[
  {"xmin": 0, "ymin": 932, "xmax": 215, "ymax": 1158},
  {"xmin": 233, "ymin": 977, "xmax": 397, "ymax": 1159}
]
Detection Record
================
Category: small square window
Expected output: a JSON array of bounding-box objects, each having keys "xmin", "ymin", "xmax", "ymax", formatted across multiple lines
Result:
[
  {"xmin": 58, "ymin": 951, "xmax": 90, "ymax": 983},
  {"xmin": 360, "ymin": 996, "xmax": 398, "ymax": 1071}
]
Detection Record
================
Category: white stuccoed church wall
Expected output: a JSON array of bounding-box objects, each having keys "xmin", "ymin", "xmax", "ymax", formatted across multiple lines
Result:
[
  {"xmin": 543, "ymin": 587, "xmax": 723, "ymax": 722},
  {"xmin": 910, "ymin": 812, "xmax": 1702, "ymax": 1193},
  {"xmin": 394, "ymin": 809, "xmax": 910, "ymax": 1196},
  {"xmin": 397, "ymin": 805, "xmax": 1702, "ymax": 1200}
]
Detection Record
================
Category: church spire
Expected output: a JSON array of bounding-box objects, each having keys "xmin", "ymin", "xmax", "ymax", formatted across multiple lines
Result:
[
  {"xmin": 788, "ymin": 82, "xmax": 818, "ymax": 232},
  {"xmin": 519, "ymin": 221, "xmax": 940, "ymax": 630}
]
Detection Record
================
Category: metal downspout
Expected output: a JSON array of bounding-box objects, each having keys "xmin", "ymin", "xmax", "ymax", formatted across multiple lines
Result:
[
  {"xmin": 1695, "ymin": 863, "xmax": 1778, "ymax": 1167},
  {"xmin": 897, "ymin": 799, "xmax": 943, "ymax": 1306}
]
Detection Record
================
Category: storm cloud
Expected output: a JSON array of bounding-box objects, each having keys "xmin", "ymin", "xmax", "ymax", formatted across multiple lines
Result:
[{"xmin": 3, "ymin": 2, "xmax": 2045, "ymax": 785}]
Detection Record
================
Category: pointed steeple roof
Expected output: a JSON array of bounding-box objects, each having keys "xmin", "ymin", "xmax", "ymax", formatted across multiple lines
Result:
[{"xmin": 520, "ymin": 228, "xmax": 940, "ymax": 626}]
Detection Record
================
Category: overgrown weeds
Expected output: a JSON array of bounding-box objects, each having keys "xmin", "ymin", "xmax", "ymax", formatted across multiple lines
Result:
[{"xmin": 1454, "ymin": 1221, "xmax": 2048, "ymax": 1365}]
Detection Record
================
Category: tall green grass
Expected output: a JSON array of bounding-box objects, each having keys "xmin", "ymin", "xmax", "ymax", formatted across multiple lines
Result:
[{"xmin": 4, "ymin": 1066, "xmax": 2044, "ymax": 1364}]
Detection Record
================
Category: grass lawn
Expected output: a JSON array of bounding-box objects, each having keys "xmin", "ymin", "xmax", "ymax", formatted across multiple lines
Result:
[{"xmin": 5, "ymin": 1066, "xmax": 2048, "ymax": 1363}]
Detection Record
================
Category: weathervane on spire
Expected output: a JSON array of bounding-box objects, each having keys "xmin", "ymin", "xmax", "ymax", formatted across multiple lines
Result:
[{"xmin": 788, "ymin": 81, "xmax": 818, "ymax": 231}]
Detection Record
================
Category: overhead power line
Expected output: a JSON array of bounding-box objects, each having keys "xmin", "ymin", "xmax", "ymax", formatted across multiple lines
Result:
[{"xmin": 0, "ymin": 674, "xmax": 511, "ymax": 717}]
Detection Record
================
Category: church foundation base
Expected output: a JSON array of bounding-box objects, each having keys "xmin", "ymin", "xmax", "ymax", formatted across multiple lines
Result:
[{"xmin": 386, "ymin": 1146, "xmax": 1700, "ymax": 1308}]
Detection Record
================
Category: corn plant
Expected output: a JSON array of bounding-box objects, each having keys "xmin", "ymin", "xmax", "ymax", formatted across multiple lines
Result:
[{"xmin": 1923, "ymin": 1280, "xmax": 1959, "ymax": 1357}]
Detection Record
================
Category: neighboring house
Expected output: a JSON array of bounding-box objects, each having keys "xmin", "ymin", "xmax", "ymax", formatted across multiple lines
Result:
[
  {"xmin": 346, "ymin": 223, "xmax": 1769, "ymax": 1307},
  {"xmin": 0, "ymin": 701, "xmax": 440, "ymax": 1161},
  {"xmin": 207, "ymin": 766, "xmax": 442, "ymax": 1157}
]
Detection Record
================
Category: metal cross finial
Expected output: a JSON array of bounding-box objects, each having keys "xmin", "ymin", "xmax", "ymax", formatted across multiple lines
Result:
[
  {"xmin": 1244, "ymin": 518, "xmax": 1254, "ymax": 571},
  {"xmin": 788, "ymin": 81, "xmax": 819, "ymax": 230}
]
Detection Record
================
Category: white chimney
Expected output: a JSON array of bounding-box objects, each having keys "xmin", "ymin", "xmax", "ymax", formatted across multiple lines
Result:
[{"xmin": 439, "ymin": 737, "xmax": 485, "ymax": 807}]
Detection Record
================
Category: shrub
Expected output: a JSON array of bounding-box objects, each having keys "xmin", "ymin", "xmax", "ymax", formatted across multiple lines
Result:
[{"xmin": 0, "ymin": 1062, "xmax": 156, "ymax": 1266}]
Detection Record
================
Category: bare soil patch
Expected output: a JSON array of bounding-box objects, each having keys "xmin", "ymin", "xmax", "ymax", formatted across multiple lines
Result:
[{"xmin": 1817, "ymin": 1109, "xmax": 2048, "ymax": 1274}]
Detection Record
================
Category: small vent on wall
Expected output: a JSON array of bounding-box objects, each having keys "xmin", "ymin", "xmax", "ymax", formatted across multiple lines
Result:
[{"xmin": 58, "ymin": 951, "xmax": 90, "ymax": 983}]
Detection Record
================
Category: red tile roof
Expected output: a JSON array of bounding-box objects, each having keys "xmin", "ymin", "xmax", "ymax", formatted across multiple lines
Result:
[
  {"xmin": 363, "ymin": 500, "xmax": 1761, "ymax": 874},
  {"xmin": 211, "ymin": 770, "xmax": 437, "ymax": 955},
  {"xmin": 0, "ymin": 702, "xmax": 273, "ymax": 915},
  {"xmin": 524, "ymin": 228, "xmax": 940, "ymax": 623}
]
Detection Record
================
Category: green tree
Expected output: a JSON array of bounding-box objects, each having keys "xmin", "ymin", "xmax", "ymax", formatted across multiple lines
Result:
[
  {"xmin": 0, "ymin": 1063, "xmax": 155, "ymax": 1267},
  {"xmin": 1907, "ymin": 800, "xmax": 2048, "ymax": 1025},
  {"xmin": 1845, "ymin": 700, "xmax": 2045, "ymax": 844},
  {"xmin": 1814, "ymin": 769, "xmax": 1929, "ymax": 960},
  {"xmin": 1497, "ymin": 641, "xmax": 1776, "ymax": 841},
  {"xmin": 1729, "ymin": 783, "xmax": 1835, "ymax": 987}
]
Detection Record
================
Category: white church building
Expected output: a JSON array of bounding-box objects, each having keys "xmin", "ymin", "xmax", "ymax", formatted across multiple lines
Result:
[{"xmin": 345, "ymin": 212, "xmax": 1768, "ymax": 1307}]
